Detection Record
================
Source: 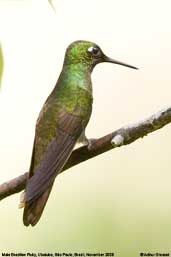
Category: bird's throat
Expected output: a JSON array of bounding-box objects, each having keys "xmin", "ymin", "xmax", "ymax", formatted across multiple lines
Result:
[{"xmin": 61, "ymin": 63, "xmax": 93, "ymax": 94}]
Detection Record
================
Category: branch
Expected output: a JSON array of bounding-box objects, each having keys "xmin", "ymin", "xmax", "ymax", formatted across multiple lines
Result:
[{"xmin": 0, "ymin": 106, "xmax": 171, "ymax": 201}]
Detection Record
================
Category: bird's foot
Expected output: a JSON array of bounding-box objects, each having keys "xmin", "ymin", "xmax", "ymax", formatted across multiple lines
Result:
[
  {"xmin": 85, "ymin": 138, "xmax": 97, "ymax": 150},
  {"xmin": 76, "ymin": 131, "xmax": 97, "ymax": 150}
]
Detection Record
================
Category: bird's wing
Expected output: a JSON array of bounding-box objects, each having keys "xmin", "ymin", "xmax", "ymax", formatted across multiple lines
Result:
[
  {"xmin": 25, "ymin": 109, "xmax": 83, "ymax": 203},
  {"xmin": 23, "ymin": 183, "xmax": 53, "ymax": 226}
]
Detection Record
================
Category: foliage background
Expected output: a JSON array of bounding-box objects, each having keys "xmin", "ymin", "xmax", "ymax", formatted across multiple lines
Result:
[{"xmin": 0, "ymin": 0, "xmax": 171, "ymax": 256}]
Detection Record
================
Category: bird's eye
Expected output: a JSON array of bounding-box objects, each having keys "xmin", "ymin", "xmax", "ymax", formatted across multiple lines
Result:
[{"xmin": 87, "ymin": 46, "xmax": 101, "ymax": 57}]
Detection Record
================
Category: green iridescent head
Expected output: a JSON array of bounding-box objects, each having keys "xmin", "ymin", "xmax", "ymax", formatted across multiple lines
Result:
[{"xmin": 64, "ymin": 40, "xmax": 138, "ymax": 72}]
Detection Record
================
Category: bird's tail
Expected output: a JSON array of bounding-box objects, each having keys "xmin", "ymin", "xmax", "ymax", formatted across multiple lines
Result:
[{"xmin": 23, "ymin": 184, "xmax": 53, "ymax": 226}]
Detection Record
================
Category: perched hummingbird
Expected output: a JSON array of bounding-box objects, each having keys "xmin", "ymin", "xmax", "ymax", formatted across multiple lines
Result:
[{"xmin": 21, "ymin": 40, "xmax": 138, "ymax": 226}]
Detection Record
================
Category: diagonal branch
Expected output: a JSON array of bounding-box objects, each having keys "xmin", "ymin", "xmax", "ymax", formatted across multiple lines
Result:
[{"xmin": 0, "ymin": 106, "xmax": 171, "ymax": 201}]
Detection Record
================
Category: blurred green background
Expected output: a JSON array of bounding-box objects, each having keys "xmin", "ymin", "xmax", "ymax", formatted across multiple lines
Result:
[{"xmin": 0, "ymin": 0, "xmax": 171, "ymax": 256}]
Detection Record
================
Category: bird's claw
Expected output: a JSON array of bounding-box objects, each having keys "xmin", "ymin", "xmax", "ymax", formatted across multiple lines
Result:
[{"xmin": 86, "ymin": 138, "xmax": 96, "ymax": 150}]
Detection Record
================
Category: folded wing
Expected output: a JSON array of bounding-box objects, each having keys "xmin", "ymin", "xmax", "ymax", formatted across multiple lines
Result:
[{"xmin": 23, "ymin": 109, "xmax": 83, "ymax": 226}]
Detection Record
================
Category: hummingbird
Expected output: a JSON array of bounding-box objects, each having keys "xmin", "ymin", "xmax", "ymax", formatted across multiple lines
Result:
[{"xmin": 21, "ymin": 40, "xmax": 138, "ymax": 226}]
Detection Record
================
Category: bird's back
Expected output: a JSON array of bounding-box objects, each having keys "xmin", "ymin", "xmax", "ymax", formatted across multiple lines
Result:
[{"xmin": 23, "ymin": 71, "xmax": 93, "ymax": 226}]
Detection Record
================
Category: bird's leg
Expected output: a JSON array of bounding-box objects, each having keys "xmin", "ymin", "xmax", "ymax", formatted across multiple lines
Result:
[{"xmin": 77, "ymin": 130, "xmax": 96, "ymax": 150}]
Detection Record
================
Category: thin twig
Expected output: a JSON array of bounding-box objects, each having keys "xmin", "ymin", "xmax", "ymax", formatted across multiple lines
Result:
[{"xmin": 0, "ymin": 106, "xmax": 171, "ymax": 201}]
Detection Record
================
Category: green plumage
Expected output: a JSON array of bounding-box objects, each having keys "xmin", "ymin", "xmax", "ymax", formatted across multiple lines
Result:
[
  {"xmin": 32, "ymin": 63, "xmax": 93, "ymax": 170},
  {"xmin": 22, "ymin": 40, "xmax": 137, "ymax": 226}
]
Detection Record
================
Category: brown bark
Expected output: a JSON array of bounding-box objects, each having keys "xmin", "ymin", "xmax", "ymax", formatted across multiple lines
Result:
[{"xmin": 0, "ymin": 106, "xmax": 171, "ymax": 201}]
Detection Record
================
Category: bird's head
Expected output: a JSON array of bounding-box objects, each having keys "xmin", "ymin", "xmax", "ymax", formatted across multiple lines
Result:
[{"xmin": 64, "ymin": 40, "xmax": 138, "ymax": 72}]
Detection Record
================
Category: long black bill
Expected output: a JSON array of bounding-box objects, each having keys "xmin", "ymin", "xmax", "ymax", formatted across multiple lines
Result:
[{"xmin": 104, "ymin": 56, "xmax": 138, "ymax": 70}]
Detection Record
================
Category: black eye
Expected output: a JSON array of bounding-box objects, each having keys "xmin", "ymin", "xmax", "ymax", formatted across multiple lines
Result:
[
  {"xmin": 92, "ymin": 47, "xmax": 100, "ymax": 55},
  {"xmin": 87, "ymin": 46, "xmax": 101, "ymax": 57}
]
